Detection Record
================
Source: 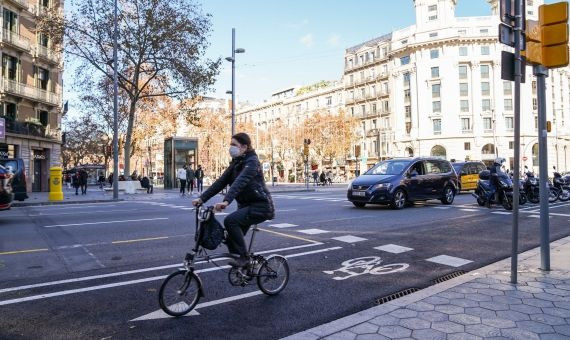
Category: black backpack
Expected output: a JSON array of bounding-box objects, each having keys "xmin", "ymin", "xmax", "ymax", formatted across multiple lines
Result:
[{"xmin": 198, "ymin": 212, "xmax": 225, "ymax": 250}]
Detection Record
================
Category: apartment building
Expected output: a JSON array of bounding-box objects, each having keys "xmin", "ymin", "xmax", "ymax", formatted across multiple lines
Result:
[{"xmin": 0, "ymin": 0, "xmax": 63, "ymax": 192}]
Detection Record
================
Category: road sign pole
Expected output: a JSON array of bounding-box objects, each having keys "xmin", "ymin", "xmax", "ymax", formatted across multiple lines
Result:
[{"xmin": 534, "ymin": 64, "xmax": 551, "ymax": 271}]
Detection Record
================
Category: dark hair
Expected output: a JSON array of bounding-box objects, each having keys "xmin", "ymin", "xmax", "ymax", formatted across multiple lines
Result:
[{"xmin": 232, "ymin": 132, "xmax": 254, "ymax": 151}]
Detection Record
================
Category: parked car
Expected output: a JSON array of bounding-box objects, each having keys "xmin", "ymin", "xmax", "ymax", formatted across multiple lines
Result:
[
  {"xmin": 451, "ymin": 161, "xmax": 487, "ymax": 192},
  {"xmin": 347, "ymin": 157, "xmax": 459, "ymax": 209},
  {"xmin": 0, "ymin": 158, "xmax": 27, "ymax": 201},
  {"xmin": 0, "ymin": 165, "xmax": 13, "ymax": 210}
]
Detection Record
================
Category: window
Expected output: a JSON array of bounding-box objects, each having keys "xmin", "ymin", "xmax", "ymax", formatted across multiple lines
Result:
[
  {"xmin": 509, "ymin": 141, "xmax": 514, "ymax": 150},
  {"xmin": 4, "ymin": 102, "xmax": 17, "ymax": 120},
  {"xmin": 429, "ymin": 15, "xmax": 438, "ymax": 21},
  {"xmin": 460, "ymin": 100, "xmax": 469, "ymax": 112},
  {"xmin": 2, "ymin": 55, "xmax": 19, "ymax": 80},
  {"xmin": 464, "ymin": 142, "xmax": 471, "ymax": 150},
  {"xmin": 38, "ymin": 33, "xmax": 49, "ymax": 48},
  {"xmin": 431, "ymin": 67, "xmax": 439, "ymax": 78},
  {"xmin": 480, "ymin": 29, "xmax": 489, "ymax": 34},
  {"xmin": 460, "ymin": 83, "xmax": 469, "ymax": 96},
  {"xmin": 532, "ymin": 80, "xmax": 537, "ymax": 94},
  {"xmin": 505, "ymin": 117, "xmax": 514, "ymax": 130},
  {"xmin": 534, "ymin": 116, "xmax": 538, "ymax": 129},
  {"xmin": 405, "ymin": 122, "xmax": 412, "ymax": 134},
  {"xmin": 480, "ymin": 65, "xmax": 490, "ymax": 78},
  {"xmin": 433, "ymin": 119, "xmax": 441, "ymax": 134},
  {"xmin": 504, "ymin": 99, "xmax": 513, "ymax": 111},
  {"xmin": 430, "ymin": 49, "xmax": 439, "ymax": 59},
  {"xmin": 404, "ymin": 89, "xmax": 411, "ymax": 101},
  {"xmin": 432, "ymin": 101, "xmax": 441, "ymax": 113},
  {"xmin": 401, "ymin": 39, "xmax": 408, "ymax": 45},
  {"xmin": 38, "ymin": 110, "xmax": 49, "ymax": 126},
  {"xmin": 459, "ymin": 65, "xmax": 468, "ymax": 79},
  {"xmin": 482, "ymin": 99, "xmax": 491, "ymax": 111},
  {"xmin": 481, "ymin": 46, "xmax": 490, "ymax": 55},
  {"xmin": 458, "ymin": 29, "xmax": 467, "ymax": 35},
  {"xmin": 400, "ymin": 56, "xmax": 410, "ymax": 65},
  {"xmin": 533, "ymin": 98, "xmax": 538, "ymax": 111},
  {"xmin": 461, "ymin": 118, "xmax": 470, "ymax": 132},
  {"xmin": 383, "ymin": 101, "xmax": 389, "ymax": 112},
  {"xmin": 459, "ymin": 46, "xmax": 468, "ymax": 56},
  {"xmin": 484, "ymin": 117, "xmax": 493, "ymax": 130},
  {"xmin": 349, "ymin": 75, "xmax": 354, "ymax": 85},
  {"xmin": 350, "ymin": 107, "xmax": 354, "ymax": 116},
  {"xmin": 425, "ymin": 160, "xmax": 443, "ymax": 174},
  {"xmin": 372, "ymin": 103, "xmax": 377, "ymax": 114},
  {"xmin": 361, "ymin": 104, "xmax": 365, "ymax": 115},
  {"xmin": 405, "ymin": 105, "xmax": 411, "ymax": 119},
  {"xmin": 428, "ymin": 4, "xmax": 437, "ymax": 11},
  {"xmin": 3, "ymin": 9, "xmax": 18, "ymax": 32},
  {"xmin": 429, "ymin": 32, "xmax": 438, "ymax": 38},
  {"xmin": 403, "ymin": 72, "xmax": 411, "ymax": 87},
  {"xmin": 37, "ymin": 67, "xmax": 49, "ymax": 90},
  {"xmin": 326, "ymin": 96, "xmax": 332, "ymax": 107},
  {"xmin": 503, "ymin": 81, "xmax": 512, "ymax": 95},
  {"xmin": 432, "ymin": 84, "xmax": 441, "ymax": 98},
  {"xmin": 481, "ymin": 82, "xmax": 490, "ymax": 96}
]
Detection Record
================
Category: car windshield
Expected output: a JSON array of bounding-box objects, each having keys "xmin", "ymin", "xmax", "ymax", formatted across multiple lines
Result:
[{"xmin": 365, "ymin": 160, "xmax": 411, "ymax": 175}]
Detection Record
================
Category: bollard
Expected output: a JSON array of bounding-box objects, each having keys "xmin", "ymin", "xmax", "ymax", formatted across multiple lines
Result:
[{"xmin": 49, "ymin": 167, "xmax": 64, "ymax": 201}]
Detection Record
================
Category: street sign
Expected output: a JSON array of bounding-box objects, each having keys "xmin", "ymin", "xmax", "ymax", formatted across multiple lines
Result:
[
  {"xmin": 501, "ymin": 51, "xmax": 527, "ymax": 83},
  {"xmin": 263, "ymin": 162, "xmax": 270, "ymax": 171},
  {"xmin": 0, "ymin": 118, "xmax": 5, "ymax": 141},
  {"xmin": 500, "ymin": 0, "xmax": 526, "ymax": 30},
  {"xmin": 499, "ymin": 23, "xmax": 526, "ymax": 50}
]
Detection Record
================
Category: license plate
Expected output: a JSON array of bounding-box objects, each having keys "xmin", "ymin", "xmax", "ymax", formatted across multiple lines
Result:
[{"xmin": 353, "ymin": 191, "xmax": 366, "ymax": 197}]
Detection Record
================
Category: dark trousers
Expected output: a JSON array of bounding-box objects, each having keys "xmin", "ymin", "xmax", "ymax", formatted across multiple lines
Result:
[
  {"xmin": 146, "ymin": 185, "xmax": 153, "ymax": 194},
  {"xmin": 81, "ymin": 184, "xmax": 87, "ymax": 195},
  {"xmin": 223, "ymin": 207, "xmax": 267, "ymax": 257},
  {"xmin": 187, "ymin": 179, "xmax": 194, "ymax": 192},
  {"xmin": 179, "ymin": 180, "xmax": 186, "ymax": 194},
  {"xmin": 197, "ymin": 179, "xmax": 203, "ymax": 192}
]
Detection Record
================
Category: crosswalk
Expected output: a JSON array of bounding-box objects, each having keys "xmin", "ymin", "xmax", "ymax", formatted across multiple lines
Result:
[
  {"xmin": 271, "ymin": 194, "xmax": 346, "ymax": 202},
  {"xmin": 138, "ymin": 201, "xmax": 229, "ymax": 215}
]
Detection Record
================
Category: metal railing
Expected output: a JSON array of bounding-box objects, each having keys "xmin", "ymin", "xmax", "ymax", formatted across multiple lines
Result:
[
  {"xmin": 34, "ymin": 45, "xmax": 61, "ymax": 64},
  {"xmin": 0, "ymin": 79, "xmax": 61, "ymax": 106},
  {"xmin": 4, "ymin": 118, "xmax": 61, "ymax": 141},
  {"xmin": 1, "ymin": 30, "xmax": 30, "ymax": 51},
  {"xmin": 6, "ymin": 0, "xmax": 28, "ymax": 9}
]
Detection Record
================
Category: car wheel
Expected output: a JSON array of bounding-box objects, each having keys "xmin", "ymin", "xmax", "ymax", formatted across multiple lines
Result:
[
  {"xmin": 390, "ymin": 189, "xmax": 406, "ymax": 210},
  {"xmin": 441, "ymin": 186, "xmax": 455, "ymax": 205},
  {"xmin": 352, "ymin": 202, "xmax": 366, "ymax": 208}
]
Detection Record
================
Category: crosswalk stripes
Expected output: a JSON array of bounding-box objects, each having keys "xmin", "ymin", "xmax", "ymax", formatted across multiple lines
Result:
[
  {"xmin": 374, "ymin": 244, "xmax": 413, "ymax": 254},
  {"xmin": 425, "ymin": 255, "xmax": 473, "ymax": 268},
  {"xmin": 331, "ymin": 235, "xmax": 368, "ymax": 243},
  {"xmin": 296, "ymin": 229, "xmax": 330, "ymax": 235},
  {"xmin": 268, "ymin": 223, "xmax": 298, "ymax": 229},
  {"xmin": 271, "ymin": 194, "xmax": 345, "ymax": 202}
]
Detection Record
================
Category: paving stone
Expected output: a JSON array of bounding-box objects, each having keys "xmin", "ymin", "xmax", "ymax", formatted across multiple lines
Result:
[
  {"xmin": 399, "ymin": 317, "xmax": 431, "ymax": 330},
  {"xmin": 449, "ymin": 314, "xmax": 481, "ymax": 325},
  {"xmin": 528, "ymin": 281, "xmax": 556, "ymax": 289},
  {"xmin": 554, "ymin": 302, "xmax": 570, "ymax": 310},
  {"xmin": 555, "ymin": 285, "xmax": 570, "ymax": 291},
  {"xmin": 492, "ymin": 295, "xmax": 522, "ymax": 305},
  {"xmin": 355, "ymin": 334, "xmax": 389, "ymax": 340},
  {"xmin": 479, "ymin": 302, "xmax": 510, "ymax": 311},
  {"xmin": 465, "ymin": 324, "xmax": 502, "ymax": 337},
  {"xmin": 535, "ymin": 277, "xmax": 563, "ymax": 285},
  {"xmin": 464, "ymin": 293, "xmax": 493, "ymax": 302},
  {"xmin": 530, "ymin": 313, "xmax": 567, "ymax": 326},
  {"xmin": 348, "ymin": 323, "xmax": 379, "ymax": 335},
  {"xmin": 505, "ymin": 290, "xmax": 535, "ymax": 299},
  {"xmin": 464, "ymin": 307, "xmax": 497, "ymax": 319},
  {"xmin": 478, "ymin": 289, "xmax": 505, "ymax": 297},
  {"xmin": 376, "ymin": 325, "xmax": 411, "ymax": 338},
  {"xmin": 516, "ymin": 321, "xmax": 555, "ymax": 334},
  {"xmin": 324, "ymin": 331, "xmax": 357, "ymax": 340},
  {"xmin": 389, "ymin": 309, "xmax": 418, "ymax": 319},
  {"xmin": 434, "ymin": 305, "xmax": 464, "ymax": 315},
  {"xmin": 492, "ymin": 283, "xmax": 517, "ymax": 291},
  {"xmin": 554, "ymin": 325, "xmax": 570, "ymax": 336},
  {"xmin": 540, "ymin": 334, "xmax": 570, "ymax": 340},
  {"xmin": 422, "ymin": 296, "xmax": 450, "ymax": 305},
  {"xmin": 431, "ymin": 320, "xmax": 464, "ymax": 333},
  {"xmin": 446, "ymin": 333, "xmax": 482, "ymax": 340},
  {"xmin": 450, "ymin": 299, "xmax": 479, "ymax": 308},
  {"xmin": 464, "ymin": 283, "xmax": 490, "ymax": 289},
  {"xmin": 451, "ymin": 287, "xmax": 479, "ymax": 294},
  {"xmin": 496, "ymin": 310, "xmax": 530, "ymax": 321},
  {"xmin": 523, "ymin": 298, "xmax": 556, "ymax": 308},
  {"xmin": 369, "ymin": 314, "xmax": 399, "ymax": 326},
  {"xmin": 534, "ymin": 293, "xmax": 569, "ymax": 302},
  {"xmin": 544, "ymin": 288, "xmax": 570, "ymax": 297},
  {"xmin": 543, "ymin": 307, "xmax": 570, "ymax": 318},
  {"xmin": 519, "ymin": 286, "xmax": 546, "ymax": 294},
  {"xmin": 500, "ymin": 328, "xmax": 541, "ymax": 340},
  {"xmin": 481, "ymin": 318, "xmax": 516, "ymax": 329},
  {"xmin": 406, "ymin": 302, "xmax": 435, "ymax": 312},
  {"xmin": 474, "ymin": 278, "xmax": 502, "ymax": 285},
  {"xmin": 510, "ymin": 304, "xmax": 542, "ymax": 314},
  {"xmin": 417, "ymin": 311, "xmax": 449, "ymax": 322},
  {"xmin": 410, "ymin": 329, "xmax": 446, "ymax": 340},
  {"xmin": 437, "ymin": 292, "xmax": 465, "ymax": 300}
]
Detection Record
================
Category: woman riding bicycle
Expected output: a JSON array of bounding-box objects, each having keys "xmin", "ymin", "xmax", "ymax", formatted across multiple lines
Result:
[{"xmin": 192, "ymin": 132, "xmax": 275, "ymax": 268}]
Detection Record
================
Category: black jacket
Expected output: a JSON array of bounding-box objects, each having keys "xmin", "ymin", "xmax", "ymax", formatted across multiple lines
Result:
[{"xmin": 200, "ymin": 151, "xmax": 274, "ymax": 220}]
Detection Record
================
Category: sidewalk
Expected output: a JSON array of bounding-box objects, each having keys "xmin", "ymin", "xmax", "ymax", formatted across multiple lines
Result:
[{"xmin": 285, "ymin": 237, "xmax": 570, "ymax": 340}]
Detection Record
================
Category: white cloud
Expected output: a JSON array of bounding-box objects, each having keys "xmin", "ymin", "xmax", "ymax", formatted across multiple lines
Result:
[
  {"xmin": 300, "ymin": 33, "xmax": 314, "ymax": 47},
  {"xmin": 327, "ymin": 34, "xmax": 341, "ymax": 47}
]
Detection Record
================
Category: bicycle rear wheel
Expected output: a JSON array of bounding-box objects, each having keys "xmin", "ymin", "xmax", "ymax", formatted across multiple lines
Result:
[
  {"xmin": 257, "ymin": 255, "xmax": 289, "ymax": 296},
  {"xmin": 159, "ymin": 270, "xmax": 201, "ymax": 316}
]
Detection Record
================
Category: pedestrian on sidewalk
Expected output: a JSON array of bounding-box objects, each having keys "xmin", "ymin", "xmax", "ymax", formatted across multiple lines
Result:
[
  {"xmin": 177, "ymin": 166, "xmax": 187, "ymax": 196},
  {"xmin": 195, "ymin": 165, "xmax": 204, "ymax": 193},
  {"xmin": 79, "ymin": 169, "xmax": 88, "ymax": 195},
  {"xmin": 312, "ymin": 170, "xmax": 318, "ymax": 186},
  {"xmin": 140, "ymin": 176, "xmax": 153, "ymax": 194},
  {"xmin": 186, "ymin": 165, "xmax": 195, "ymax": 196},
  {"xmin": 319, "ymin": 172, "xmax": 327, "ymax": 186},
  {"xmin": 98, "ymin": 174, "xmax": 105, "ymax": 189},
  {"xmin": 65, "ymin": 173, "xmax": 71, "ymax": 189},
  {"xmin": 72, "ymin": 171, "xmax": 80, "ymax": 195}
]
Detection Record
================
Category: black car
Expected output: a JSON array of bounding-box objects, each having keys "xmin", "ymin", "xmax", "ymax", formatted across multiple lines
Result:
[
  {"xmin": 0, "ymin": 158, "xmax": 28, "ymax": 201},
  {"xmin": 347, "ymin": 157, "xmax": 459, "ymax": 209}
]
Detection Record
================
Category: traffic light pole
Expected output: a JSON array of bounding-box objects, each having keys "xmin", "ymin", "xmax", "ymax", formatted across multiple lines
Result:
[{"xmin": 534, "ymin": 64, "xmax": 551, "ymax": 271}]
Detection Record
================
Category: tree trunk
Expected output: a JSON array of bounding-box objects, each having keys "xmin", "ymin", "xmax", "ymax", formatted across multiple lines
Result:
[{"xmin": 123, "ymin": 100, "xmax": 136, "ymax": 178}]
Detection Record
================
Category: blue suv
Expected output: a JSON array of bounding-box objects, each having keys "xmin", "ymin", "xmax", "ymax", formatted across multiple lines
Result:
[{"xmin": 347, "ymin": 157, "xmax": 459, "ymax": 209}]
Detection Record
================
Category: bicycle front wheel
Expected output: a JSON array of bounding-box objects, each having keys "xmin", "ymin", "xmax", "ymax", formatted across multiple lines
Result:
[
  {"xmin": 159, "ymin": 270, "xmax": 201, "ymax": 316},
  {"xmin": 257, "ymin": 255, "xmax": 289, "ymax": 296}
]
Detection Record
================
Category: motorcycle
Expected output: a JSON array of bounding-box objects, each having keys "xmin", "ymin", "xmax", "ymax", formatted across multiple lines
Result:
[
  {"xmin": 552, "ymin": 166, "xmax": 570, "ymax": 202},
  {"xmin": 523, "ymin": 166, "xmax": 559, "ymax": 203},
  {"xmin": 473, "ymin": 170, "xmax": 514, "ymax": 210}
]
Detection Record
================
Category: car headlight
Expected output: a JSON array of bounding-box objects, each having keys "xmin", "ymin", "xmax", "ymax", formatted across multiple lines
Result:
[{"xmin": 371, "ymin": 183, "xmax": 392, "ymax": 191}]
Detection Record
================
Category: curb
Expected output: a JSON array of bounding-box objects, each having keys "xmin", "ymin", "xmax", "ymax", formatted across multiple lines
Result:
[{"xmin": 12, "ymin": 199, "xmax": 124, "ymax": 207}]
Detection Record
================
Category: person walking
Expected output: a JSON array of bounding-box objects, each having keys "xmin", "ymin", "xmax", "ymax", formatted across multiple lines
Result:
[
  {"xmin": 319, "ymin": 172, "xmax": 326, "ymax": 186},
  {"xmin": 73, "ymin": 171, "xmax": 80, "ymax": 195},
  {"xmin": 195, "ymin": 165, "xmax": 204, "ymax": 193},
  {"xmin": 177, "ymin": 166, "xmax": 187, "ymax": 196},
  {"xmin": 186, "ymin": 165, "xmax": 196, "ymax": 196},
  {"xmin": 312, "ymin": 170, "xmax": 318, "ymax": 186},
  {"xmin": 192, "ymin": 132, "xmax": 274, "ymax": 269},
  {"xmin": 79, "ymin": 169, "xmax": 88, "ymax": 195}
]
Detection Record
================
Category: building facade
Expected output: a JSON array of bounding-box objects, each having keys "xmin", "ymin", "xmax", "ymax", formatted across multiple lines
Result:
[{"xmin": 0, "ymin": 0, "xmax": 64, "ymax": 192}]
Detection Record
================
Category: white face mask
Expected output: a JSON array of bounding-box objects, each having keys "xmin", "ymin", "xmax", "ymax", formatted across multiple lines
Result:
[{"xmin": 229, "ymin": 146, "xmax": 241, "ymax": 158}]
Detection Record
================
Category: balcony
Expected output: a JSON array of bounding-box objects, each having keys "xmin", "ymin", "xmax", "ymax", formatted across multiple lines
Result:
[
  {"xmin": 345, "ymin": 97, "xmax": 355, "ymax": 105},
  {"xmin": 5, "ymin": 0, "xmax": 28, "ymax": 10},
  {"xmin": 33, "ymin": 45, "xmax": 61, "ymax": 65},
  {"xmin": 0, "ymin": 30, "xmax": 30, "ymax": 52},
  {"xmin": 1, "ymin": 79, "xmax": 61, "ymax": 106},
  {"xmin": 29, "ymin": 5, "xmax": 64, "ymax": 17},
  {"xmin": 4, "ymin": 119, "xmax": 61, "ymax": 141},
  {"xmin": 376, "ymin": 72, "xmax": 389, "ymax": 80}
]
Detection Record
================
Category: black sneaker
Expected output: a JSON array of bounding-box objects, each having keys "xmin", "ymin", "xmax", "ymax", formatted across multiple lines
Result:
[{"xmin": 228, "ymin": 256, "xmax": 249, "ymax": 268}]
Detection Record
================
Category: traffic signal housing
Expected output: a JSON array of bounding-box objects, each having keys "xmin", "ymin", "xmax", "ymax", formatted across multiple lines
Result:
[{"xmin": 524, "ymin": 2, "xmax": 569, "ymax": 68}]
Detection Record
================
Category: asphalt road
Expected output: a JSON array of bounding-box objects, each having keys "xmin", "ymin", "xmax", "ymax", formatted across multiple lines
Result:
[{"xmin": 1, "ymin": 189, "xmax": 570, "ymax": 339}]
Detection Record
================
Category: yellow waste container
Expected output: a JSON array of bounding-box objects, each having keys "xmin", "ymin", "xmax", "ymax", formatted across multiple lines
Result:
[{"xmin": 49, "ymin": 167, "xmax": 64, "ymax": 201}]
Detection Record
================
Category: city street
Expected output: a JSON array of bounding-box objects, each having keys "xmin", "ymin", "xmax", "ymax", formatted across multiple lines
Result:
[{"xmin": 1, "ymin": 189, "xmax": 570, "ymax": 339}]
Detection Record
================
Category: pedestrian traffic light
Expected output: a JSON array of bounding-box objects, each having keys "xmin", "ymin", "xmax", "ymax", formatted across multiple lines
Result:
[
  {"xmin": 547, "ymin": 120, "xmax": 552, "ymax": 132},
  {"xmin": 303, "ymin": 144, "xmax": 309, "ymax": 157}
]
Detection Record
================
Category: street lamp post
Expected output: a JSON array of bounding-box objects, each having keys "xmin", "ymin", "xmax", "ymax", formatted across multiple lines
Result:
[
  {"xmin": 112, "ymin": 0, "xmax": 119, "ymax": 200},
  {"xmin": 271, "ymin": 139, "xmax": 275, "ymax": 187},
  {"xmin": 225, "ymin": 28, "xmax": 245, "ymax": 136}
]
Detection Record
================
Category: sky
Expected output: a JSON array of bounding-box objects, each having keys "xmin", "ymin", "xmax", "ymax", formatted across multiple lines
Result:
[{"xmin": 63, "ymin": 0, "xmax": 559, "ymax": 114}]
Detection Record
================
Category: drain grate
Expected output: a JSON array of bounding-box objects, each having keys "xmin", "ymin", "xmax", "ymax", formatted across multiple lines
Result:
[
  {"xmin": 431, "ymin": 270, "xmax": 466, "ymax": 284},
  {"xmin": 375, "ymin": 288, "xmax": 420, "ymax": 305}
]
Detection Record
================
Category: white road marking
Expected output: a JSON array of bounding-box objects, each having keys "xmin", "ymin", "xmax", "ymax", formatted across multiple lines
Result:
[
  {"xmin": 433, "ymin": 207, "xmax": 451, "ymax": 210},
  {"xmin": 296, "ymin": 229, "xmax": 329, "ymax": 235},
  {"xmin": 42, "ymin": 218, "xmax": 169, "ymax": 228},
  {"xmin": 492, "ymin": 211, "xmax": 512, "ymax": 215},
  {"xmin": 529, "ymin": 215, "xmax": 541, "ymax": 218},
  {"xmin": 29, "ymin": 209, "xmax": 141, "ymax": 217},
  {"xmin": 277, "ymin": 209, "xmax": 297, "ymax": 212},
  {"xmin": 460, "ymin": 209, "xmax": 480, "ymax": 212},
  {"xmin": 0, "ymin": 246, "xmax": 341, "ymax": 306},
  {"xmin": 331, "ymin": 235, "xmax": 368, "ymax": 243},
  {"xmin": 374, "ymin": 244, "xmax": 414, "ymax": 254},
  {"xmin": 426, "ymin": 255, "xmax": 473, "ymax": 268},
  {"xmin": 268, "ymin": 223, "xmax": 298, "ymax": 229},
  {"xmin": 0, "ymin": 243, "xmax": 322, "ymax": 294}
]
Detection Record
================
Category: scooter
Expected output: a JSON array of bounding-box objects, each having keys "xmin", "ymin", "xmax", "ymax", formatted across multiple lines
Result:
[
  {"xmin": 473, "ymin": 170, "xmax": 514, "ymax": 210},
  {"xmin": 523, "ymin": 166, "xmax": 540, "ymax": 204},
  {"xmin": 552, "ymin": 166, "xmax": 570, "ymax": 202}
]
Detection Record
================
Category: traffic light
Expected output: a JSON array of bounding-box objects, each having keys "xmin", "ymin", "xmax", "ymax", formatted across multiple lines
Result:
[
  {"xmin": 303, "ymin": 139, "xmax": 310, "ymax": 157},
  {"xmin": 523, "ymin": 2, "xmax": 569, "ymax": 68},
  {"xmin": 547, "ymin": 120, "xmax": 552, "ymax": 132}
]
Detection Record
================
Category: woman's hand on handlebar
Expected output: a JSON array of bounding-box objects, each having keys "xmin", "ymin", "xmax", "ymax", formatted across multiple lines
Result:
[
  {"xmin": 214, "ymin": 201, "xmax": 229, "ymax": 212},
  {"xmin": 192, "ymin": 198, "xmax": 203, "ymax": 207}
]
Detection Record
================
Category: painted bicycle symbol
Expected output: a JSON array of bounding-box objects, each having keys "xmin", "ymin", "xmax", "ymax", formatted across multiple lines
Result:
[{"xmin": 323, "ymin": 256, "xmax": 409, "ymax": 281}]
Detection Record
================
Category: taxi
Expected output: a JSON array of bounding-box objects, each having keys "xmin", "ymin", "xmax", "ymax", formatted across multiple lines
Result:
[{"xmin": 451, "ymin": 161, "xmax": 487, "ymax": 191}]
